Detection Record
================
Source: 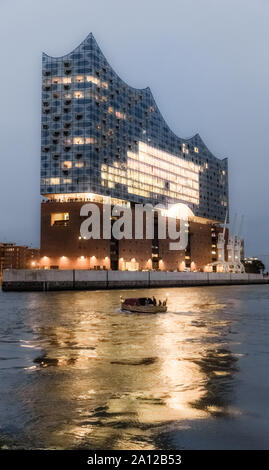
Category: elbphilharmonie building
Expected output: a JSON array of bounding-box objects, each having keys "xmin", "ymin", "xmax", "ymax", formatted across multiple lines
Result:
[{"xmin": 40, "ymin": 33, "xmax": 228, "ymax": 272}]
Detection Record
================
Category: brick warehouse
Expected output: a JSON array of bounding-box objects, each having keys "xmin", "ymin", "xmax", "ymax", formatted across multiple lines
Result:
[{"xmin": 40, "ymin": 200, "xmax": 223, "ymax": 271}]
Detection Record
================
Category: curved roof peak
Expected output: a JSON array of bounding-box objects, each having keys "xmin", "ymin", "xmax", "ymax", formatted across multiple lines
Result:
[{"xmin": 43, "ymin": 31, "xmax": 95, "ymax": 59}]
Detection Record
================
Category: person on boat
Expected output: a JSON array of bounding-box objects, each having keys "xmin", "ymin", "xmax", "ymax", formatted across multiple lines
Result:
[{"xmin": 152, "ymin": 296, "xmax": 157, "ymax": 306}]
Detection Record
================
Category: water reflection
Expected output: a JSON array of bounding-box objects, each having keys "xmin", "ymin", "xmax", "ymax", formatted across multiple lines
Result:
[
  {"xmin": 191, "ymin": 347, "xmax": 238, "ymax": 416},
  {"xmin": 2, "ymin": 287, "xmax": 239, "ymax": 449}
]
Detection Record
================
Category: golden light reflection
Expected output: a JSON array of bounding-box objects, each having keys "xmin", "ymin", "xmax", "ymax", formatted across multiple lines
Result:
[{"xmin": 22, "ymin": 288, "xmax": 238, "ymax": 449}]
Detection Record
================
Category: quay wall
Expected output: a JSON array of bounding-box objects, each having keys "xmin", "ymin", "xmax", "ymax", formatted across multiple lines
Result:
[{"xmin": 1, "ymin": 270, "xmax": 269, "ymax": 291}]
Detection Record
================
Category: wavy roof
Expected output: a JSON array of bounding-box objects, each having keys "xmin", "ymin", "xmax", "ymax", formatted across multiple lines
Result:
[{"xmin": 43, "ymin": 33, "xmax": 225, "ymax": 161}]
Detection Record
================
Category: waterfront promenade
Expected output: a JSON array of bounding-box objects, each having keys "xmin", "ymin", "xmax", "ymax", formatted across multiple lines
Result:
[{"xmin": 2, "ymin": 269, "xmax": 269, "ymax": 291}]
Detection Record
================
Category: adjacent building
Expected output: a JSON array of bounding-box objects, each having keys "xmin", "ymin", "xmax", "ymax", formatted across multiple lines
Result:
[
  {"xmin": 40, "ymin": 33, "xmax": 228, "ymax": 271},
  {"xmin": 0, "ymin": 243, "xmax": 40, "ymax": 276}
]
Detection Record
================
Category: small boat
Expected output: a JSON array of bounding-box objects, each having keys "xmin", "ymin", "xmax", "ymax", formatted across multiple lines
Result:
[{"xmin": 120, "ymin": 296, "xmax": 167, "ymax": 313}]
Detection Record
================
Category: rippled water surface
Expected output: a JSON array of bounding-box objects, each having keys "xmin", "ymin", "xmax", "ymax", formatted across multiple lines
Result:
[{"xmin": 0, "ymin": 285, "xmax": 269, "ymax": 450}]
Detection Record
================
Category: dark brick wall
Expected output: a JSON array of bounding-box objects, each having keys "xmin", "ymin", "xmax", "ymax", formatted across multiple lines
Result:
[{"xmin": 41, "ymin": 201, "xmax": 222, "ymax": 271}]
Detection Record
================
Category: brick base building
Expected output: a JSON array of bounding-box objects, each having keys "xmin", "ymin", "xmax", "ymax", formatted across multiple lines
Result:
[{"xmin": 40, "ymin": 200, "xmax": 222, "ymax": 272}]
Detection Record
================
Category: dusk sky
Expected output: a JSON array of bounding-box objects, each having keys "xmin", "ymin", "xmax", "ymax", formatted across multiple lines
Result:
[{"xmin": 0, "ymin": 0, "xmax": 268, "ymax": 260}]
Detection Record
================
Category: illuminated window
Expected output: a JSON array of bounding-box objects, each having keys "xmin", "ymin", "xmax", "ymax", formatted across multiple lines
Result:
[
  {"xmin": 85, "ymin": 137, "xmax": 97, "ymax": 144},
  {"xmin": 101, "ymin": 142, "xmax": 200, "ymax": 204},
  {"xmin": 75, "ymin": 162, "xmax": 84, "ymax": 168},
  {"xmin": 62, "ymin": 77, "xmax": 72, "ymax": 84},
  {"xmin": 56, "ymin": 77, "xmax": 70, "ymax": 84},
  {"xmin": 42, "ymin": 178, "xmax": 60, "ymax": 185},
  {"xmin": 182, "ymin": 143, "xmax": 189, "ymax": 154},
  {"xmin": 51, "ymin": 213, "xmax": 69, "ymax": 227},
  {"xmin": 194, "ymin": 147, "xmax": 199, "ymax": 153},
  {"xmin": 125, "ymin": 260, "xmax": 139, "ymax": 271},
  {"xmin": 73, "ymin": 137, "xmax": 84, "ymax": 145},
  {"xmin": 62, "ymin": 161, "xmax": 72, "ymax": 169},
  {"xmin": 107, "ymin": 106, "xmax": 126, "ymax": 119},
  {"xmin": 74, "ymin": 91, "xmax": 84, "ymax": 99},
  {"xmin": 86, "ymin": 75, "xmax": 100, "ymax": 86},
  {"xmin": 72, "ymin": 136, "xmax": 97, "ymax": 145},
  {"xmin": 51, "ymin": 76, "xmax": 72, "ymax": 85},
  {"xmin": 115, "ymin": 110, "xmax": 126, "ymax": 120},
  {"xmin": 50, "ymin": 178, "xmax": 60, "ymax": 185}
]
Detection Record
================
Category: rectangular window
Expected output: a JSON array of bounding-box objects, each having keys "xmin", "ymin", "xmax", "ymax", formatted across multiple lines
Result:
[
  {"xmin": 182, "ymin": 143, "xmax": 189, "ymax": 154},
  {"xmin": 74, "ymin": 91, "xmax": 84, "ymax": 99},
  {"xmin": 62, "ymin": 161, "xmax": 72, "ymax": 169},
  {"xmin": 86, "ymin": 75, "xmax": 100, "ymax": 86},
  {"xmin": 50, "ymin": 178, "xmax": 60, "ymax": 185},
  {"xmin": 51, "ymin": 213, "xmax": 70, "ymax": 227},
  {"xmin": 42, "ymin": 178, "xmax": 60, "ymax": 185},
  {"xmin": 73, "ymin": 137, "xmax": 84, "ymax": 145},
  {"xmin": 85, "ymin": 137, "xmax": 97, "ymax": 144}
]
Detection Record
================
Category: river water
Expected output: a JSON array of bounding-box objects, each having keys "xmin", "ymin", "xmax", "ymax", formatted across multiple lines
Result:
[{"xmin": 0, "ymin": 285, "xmax": 268, "ymax": 450}]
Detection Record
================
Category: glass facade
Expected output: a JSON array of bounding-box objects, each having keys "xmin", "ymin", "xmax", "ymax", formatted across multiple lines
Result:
[{"xmin": 41, "ymin": 33, "xmax": 228, "ymax": 222}]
